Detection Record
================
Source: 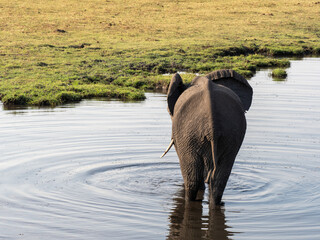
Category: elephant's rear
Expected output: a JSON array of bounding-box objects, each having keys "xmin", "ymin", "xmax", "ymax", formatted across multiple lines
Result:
[
  {"xmin": 172, "ymin": 78, "xmax": 215, "ymax": 157},
  {"xmin": 167, "ymin": 72, "xmax": 251, "ymax": 203},
  {"xmin": 211, "ymin": 83, "xmax": 247, "ymax": 158},
  {"xmin": 172, "ymin": 77, "xmax": 247, "ymax": 154},
  {"xmin": 208, "ymin": 83, "xmax": 247, "ymax": 204}
]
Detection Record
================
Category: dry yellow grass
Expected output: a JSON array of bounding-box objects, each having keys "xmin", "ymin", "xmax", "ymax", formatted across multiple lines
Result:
[{"xmin": 1, "ymin": 0, "xmax": 319, "ymax": 49}]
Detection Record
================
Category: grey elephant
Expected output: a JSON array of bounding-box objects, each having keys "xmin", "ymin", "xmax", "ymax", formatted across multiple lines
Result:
[{"xmin": 162, "ymin": 69, "xmax": 253, "ymax": 205}]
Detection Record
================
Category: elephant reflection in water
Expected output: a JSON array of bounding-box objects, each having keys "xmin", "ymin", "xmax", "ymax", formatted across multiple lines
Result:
[{"xmin": 166, "ymin": 187, "xmax": 232, "ymax": 240}]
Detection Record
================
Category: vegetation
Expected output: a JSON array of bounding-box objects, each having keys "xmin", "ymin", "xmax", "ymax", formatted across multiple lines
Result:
[
  {"xmin": 0, "ymin": 0, "xmax": 319, "ymax": 106},
  {"xmin": 272, "ymin": 68, "xmax": 287, "ymax": 79}
]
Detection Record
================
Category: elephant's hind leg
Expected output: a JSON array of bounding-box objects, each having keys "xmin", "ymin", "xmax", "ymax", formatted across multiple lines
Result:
[
  {"xmin": 209, "ymin": 148, "xmax": 238, "ymax": 205},
  {"xmin": 185, "ymin": 179, "xmax": 205, "ymax": 201},
  {"xmin": 179, "ymin": 153, "xmax": 205, "ymax": 201}
]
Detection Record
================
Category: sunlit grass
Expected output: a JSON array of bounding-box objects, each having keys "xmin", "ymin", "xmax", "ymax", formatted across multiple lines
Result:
[
  {"xmin": 272, "ymin": 68, "xmax": 287, "ymax": 79},
  {"xmin": 0, "ymin": 0, "xmax": 319, "ymax": 106}
]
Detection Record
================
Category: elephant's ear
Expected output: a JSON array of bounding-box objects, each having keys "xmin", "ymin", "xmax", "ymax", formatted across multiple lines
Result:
[
  {"xmin": 206, "ymin": 69, "xmax": 253, "ymax": 111},
  {"xmin": 167, "ymin": 73, "xmax": 186, "ymax": 116}
]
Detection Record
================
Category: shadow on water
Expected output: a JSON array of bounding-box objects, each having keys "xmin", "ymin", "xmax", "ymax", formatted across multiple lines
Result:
[
  {"xmin": 167, "ymin": 186, "xmax": 235, "ymax": 240},
  {"xmin": 1, "ymin": 97, "xmax": 145, "ymax": 112}
]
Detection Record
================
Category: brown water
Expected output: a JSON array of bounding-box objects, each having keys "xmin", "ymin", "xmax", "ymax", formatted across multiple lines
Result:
[{"xmin": 0, "ymin": 58, "xmax": 319, "ymax": 239}]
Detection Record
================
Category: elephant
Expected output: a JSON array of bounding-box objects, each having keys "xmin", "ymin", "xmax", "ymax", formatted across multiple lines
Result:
[{"xmin": 162, "ymin": 69, "xmax": 253, "ymax": 205}]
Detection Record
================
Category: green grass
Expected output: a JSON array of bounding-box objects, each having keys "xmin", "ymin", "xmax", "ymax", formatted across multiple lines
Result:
[
  {"xmin": 272, "ymin": 68, "xmax": 288, "ymax": 79},
  {"xmin": 0, "ymin": 0, "xmax": 319, "ymax": 106}
]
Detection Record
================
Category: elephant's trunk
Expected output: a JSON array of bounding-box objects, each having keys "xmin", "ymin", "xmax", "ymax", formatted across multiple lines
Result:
[{"xmin": 160, "ymin": 139, "xmax": 174, "ymax": 158}]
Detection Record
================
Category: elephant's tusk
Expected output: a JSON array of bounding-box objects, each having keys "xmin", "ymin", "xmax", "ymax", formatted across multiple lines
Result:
[{"xmin": 160, "ymin": 139, "xmax": 174, "ymax": 158}]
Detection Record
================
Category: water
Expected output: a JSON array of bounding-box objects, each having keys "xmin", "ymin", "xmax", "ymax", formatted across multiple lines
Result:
[{"xmin": 0, "ymin": 58, "xmax": 319, "ymax": 239}]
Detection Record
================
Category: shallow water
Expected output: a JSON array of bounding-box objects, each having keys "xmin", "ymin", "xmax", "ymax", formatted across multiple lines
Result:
[{"xmin": 0, "ymin": 58, "xmax": 320, "ymax": 239}]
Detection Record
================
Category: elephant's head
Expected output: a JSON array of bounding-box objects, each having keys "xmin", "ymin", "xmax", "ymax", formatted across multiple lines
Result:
[{"xmin": 167, "ymin": 69, "xmax": 253, "ymax": 116}]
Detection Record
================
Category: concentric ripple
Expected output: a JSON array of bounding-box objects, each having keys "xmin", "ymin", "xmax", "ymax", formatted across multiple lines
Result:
[
  {"xmin": 83, "ymin": 161, "xmax": 180, "ymax": 196},
  {"xmin": 0, "ymin": 58, "xmax": 320, "ymax": 240}
]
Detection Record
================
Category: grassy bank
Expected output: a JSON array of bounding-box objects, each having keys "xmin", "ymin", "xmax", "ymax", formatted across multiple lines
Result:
[{"xmin": 1, "ymin": 0, "xmax": 319, "ymax": 106}]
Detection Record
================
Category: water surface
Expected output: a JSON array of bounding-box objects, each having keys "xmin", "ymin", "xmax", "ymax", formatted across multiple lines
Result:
[{"xmin": 0, "ymin": 58, "xmax": 320, "ymax": 239}]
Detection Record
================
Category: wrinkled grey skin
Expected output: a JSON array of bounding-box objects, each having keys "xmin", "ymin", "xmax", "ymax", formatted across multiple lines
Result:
[{"xmin": 167, "ymin": 69, "xmax": 253, "ymax": 205}]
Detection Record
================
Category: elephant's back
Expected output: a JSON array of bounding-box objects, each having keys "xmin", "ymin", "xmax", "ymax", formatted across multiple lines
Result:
[
  {"xmin": 172, "ymin": 79, "xmax": 246, "ymax": 154},
  {"xmin": 172, "ymin": 80, "xmax": 214, "ymax": 154}
]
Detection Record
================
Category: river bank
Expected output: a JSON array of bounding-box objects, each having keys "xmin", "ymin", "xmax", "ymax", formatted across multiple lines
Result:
[{"xmin": 1, "ymin": 0, "xmax": 319, "ymax": 106}]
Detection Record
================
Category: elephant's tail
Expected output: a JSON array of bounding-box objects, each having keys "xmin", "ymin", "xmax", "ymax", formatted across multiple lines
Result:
[
  {"xmin": 205, "ymin": 140, "xmax": 217, "ymax": 183},
  {"xmin": 160, "ymin": 139, "xmax": 174, "ymax": 158}
]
